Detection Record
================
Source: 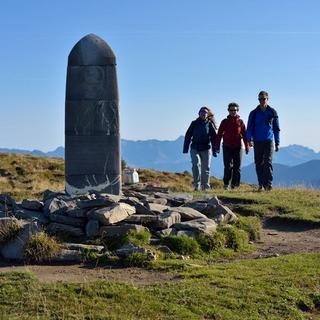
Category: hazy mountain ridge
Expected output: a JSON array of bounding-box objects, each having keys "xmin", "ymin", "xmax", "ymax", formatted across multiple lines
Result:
[
  {"xmin": 241, "ymin": 160, "xmax": 320, "ymax": 188},
  {"xmin": 1, "ymin": 138, "xmax": 320, "ymax": 187}
]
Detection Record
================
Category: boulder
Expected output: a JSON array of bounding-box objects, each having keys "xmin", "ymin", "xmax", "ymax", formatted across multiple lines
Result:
[
  {"xmin": 215, "ymin": 204, "xmax": 238, "ymax": 223},
  {"xmin": 66, "ymin": 208, "xmax": 87, "ymax": 218},
  {"xmin": 115, "ymin": 243, "xmax": 146, "ymax": 257},
  {"xmin": 44, "ymin": 198, "xmax": 71, "ymax": 215},
  {"xmin": 48, "ymin": 213, "xmax": 85, "ymax": 227},
  {"xmin": 77, "ymin": 197, "xmax": 116, "ymax": 209},
  {"xmin": 85, "ymin": 220, "xmax": 100, "ymax": 237},
  {"xmin": 50, "ymin": 249, "xmax": 82, "ymax": 262},
  {"xmin": 184, "ymin": 201, "xmax": 208, "ymax": 213},
  {"xmin": 42, "ymin": 189, "xmax": 66, "ymax": 202},
  {"xmin": 156, "ymin": 228, "xmax": 175, "ymax": 237},
  {"xmin": 99, "ymin": 224, "xmax": 148, "ymax": 238},
  {"xmin": 63, "ymin": 243, "xmax": 104, "ymax": 253},
  {"xmin": 156, "ymin": 211, "xmax": 181, "ymax": 229},
  {"xmin": 14, "ymin": 208, "xmax": 49, "ymax": 225},
  {"xmin": 207, "ymin": 196, "xmax": 221, "ymax": 207},
  {"xmin": 146, "ymin": 203, "xmax": 169, "ymax": 214},
  {"xmin": 173, "ymin": 217, "xmax": 217, "ymax": 235},
  {"xmin": 119, "ymin": 196, "xmax": 140, "ymax": 206},
  {"xmin": 169, "ymin": 207, "xmax": 207, "ymax": 221},
  {"xmin": 156, "ymin": 228, "xmax": 197, "ymax": 238},
  {"xmin": 0, "ymin": 222, "xmax": 39, "ymax": 260},
  {"xmin": 148, "ymin": 198, "xmax": 168, "ymax": 205},
  {"xmin": 154, "ymin": 192, "xmax": 192, "ymax": 206},
  {"xmin": 21, "ymin": 199, "xmax": 44, "ymax": 211},
  {"xmin": 46, "ymin": 222, "xmax": 84, "ymax": 237},
  {"xmin": 124, "ymin": 215, "xmax": 157, "ymax": 226},
  {"xmin": 175, "ymin": 230, "xmax": 198, "ymax": 237},
  {"xmin": 131, "ymin": 200, "xmax": 155, "ymax": 215},
  {"xmin": 88, "ymin": 203, "xmax": 136, "ymax": 225}
]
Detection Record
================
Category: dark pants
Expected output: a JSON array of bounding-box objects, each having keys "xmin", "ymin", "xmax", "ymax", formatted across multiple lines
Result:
[
  {"xmin": 223, "ymin": 145, "xmax": 242, "ymax": 187},
  {"xmin": 254, "ymin": 140, "xmax": 274, "ymax": 188}
]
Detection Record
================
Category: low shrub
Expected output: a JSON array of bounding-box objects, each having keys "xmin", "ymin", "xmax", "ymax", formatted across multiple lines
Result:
[
  {"xmin": 161, "ymin": 235, "xmax": 200, "ymax": 255},
  {"xmin": 197, "ymin": 231, "xmax": 226, "ymax": 252},
  {"xmin": 0, "ymin": 219, "xmax": 23, "ymax": 244},
  {"xmin": 102, "ymin": 229, "xmax": 151, "ymax": 251},
  {"xmin": 123, "ymin": 252, "xmax": 151, "ymax": 267},
  {"xmin": 219, "ymin": 226, "xmax": 249, "ymax": 251},
  {"xmin": 235, "ymin": 216, "xmax": 262, "ymax": 241},
  {"xmin": 124, "ymin": 229, "xmax": 151, "ymax": 246},
  {"xmin": 102, "ymin": 235, "xmax": 126, "ymax": 251},
  {"xmin": 311, "ymin": 292, "xmax": 320, "ymax": 309},
  {"xmin": 24, "ymin": 232, "xmax": 62, "ymax": 262}
]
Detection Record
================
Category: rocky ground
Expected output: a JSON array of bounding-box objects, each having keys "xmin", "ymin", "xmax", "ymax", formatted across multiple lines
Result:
[
  {"xmin": 1, "ymin": 220, "xmax": 319, "ymax": 284},
  {"xmin": 0, "ymin": 183, "xmax": 319, "ymax": 284}
]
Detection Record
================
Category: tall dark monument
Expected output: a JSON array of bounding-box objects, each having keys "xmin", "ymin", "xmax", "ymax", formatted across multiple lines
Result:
[{"xmin": 65, "ymin": 34, "xmax": 121, "ymax": 195}]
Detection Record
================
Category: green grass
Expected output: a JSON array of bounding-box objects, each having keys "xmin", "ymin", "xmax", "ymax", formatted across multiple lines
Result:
[
  {"xmin": 216, "ymin": 188, "xmax": 320, "ymax": 224},
  {"xmin": 0, "ymin": 253, "xmax": 319, "ymax": 319}
]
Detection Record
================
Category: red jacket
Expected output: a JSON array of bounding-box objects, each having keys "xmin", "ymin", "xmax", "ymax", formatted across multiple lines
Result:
[{"xmin": 214, "ymin": 115, "xmax": 249, "ymax": 151}]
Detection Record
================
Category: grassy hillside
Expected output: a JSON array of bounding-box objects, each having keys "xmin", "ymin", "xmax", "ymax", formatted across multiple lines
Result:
[{"xmin": 0, "ymin": 153, "xmax": 64, "ymax": 201}]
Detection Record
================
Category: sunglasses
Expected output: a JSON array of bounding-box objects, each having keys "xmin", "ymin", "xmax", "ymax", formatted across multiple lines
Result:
[
  {"xmin": 259, "ymin": 97, "xmax": 267, "ymax": 101},
  {"xmin": 229, "ymin": 109, "xmax": 237, "ymax": 112}
]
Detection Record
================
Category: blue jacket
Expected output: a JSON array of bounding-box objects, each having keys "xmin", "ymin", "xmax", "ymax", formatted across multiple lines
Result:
[
  {"xmin": 246, "ymin": 105, "xmax": 280, "ymax": 145},
  {"xmin": 183, "ymin": 118, "xmax": 216, "ymax": 153}
]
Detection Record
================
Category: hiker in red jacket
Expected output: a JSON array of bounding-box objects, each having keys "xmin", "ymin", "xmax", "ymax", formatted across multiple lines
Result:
[{"xmin": 214, "ymin": 103, "xmax": 249, "ymax": 190}]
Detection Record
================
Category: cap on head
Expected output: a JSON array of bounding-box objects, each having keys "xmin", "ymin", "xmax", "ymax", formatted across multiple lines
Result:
[{"xmin": 228, "ymin": 102, "xmax": 239, "ymax": 111}]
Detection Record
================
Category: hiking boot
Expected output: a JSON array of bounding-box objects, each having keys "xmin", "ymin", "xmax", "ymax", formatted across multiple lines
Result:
[
  {"xmin": 224, "ymin": 185, "xmax": 229, "ymax": 191},
  {"xmin": 201, "ymin": 185, "xmax": 211, "ymax": 192},
  {"xmin": 264, "ymin": 185, "xmax": 272, "ymax": 191},
  {"xmin": 231, "ymin": 185, "xmax": 239, "ymax": 190},
  {"xmin": 258, "ymin": 185, "xmax": 264, "ymax": 192}
]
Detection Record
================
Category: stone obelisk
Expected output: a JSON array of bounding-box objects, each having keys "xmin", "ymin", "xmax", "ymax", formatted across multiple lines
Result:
[{"xmin": 65, "ymin": 34, "xmax": 121, "ymax": 195}]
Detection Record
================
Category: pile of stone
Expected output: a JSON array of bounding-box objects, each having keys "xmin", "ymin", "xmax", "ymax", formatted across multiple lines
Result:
[{"xmin": 0, "ymin": 184, "xmax": 238, "ymax": 261}]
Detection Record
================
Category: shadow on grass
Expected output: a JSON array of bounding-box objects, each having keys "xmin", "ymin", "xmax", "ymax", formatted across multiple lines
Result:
[{"xmin": 264, "ymin": 217, "xmax": 320, "ymax": 231}]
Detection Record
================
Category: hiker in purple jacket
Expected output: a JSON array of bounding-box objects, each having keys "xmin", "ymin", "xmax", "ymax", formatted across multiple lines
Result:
[
  {"xmin": 183, "ymin": 106, "xmax": 217, "ymax": 191},
  {"xmin": 246, "ymin": 91, "xmax": 280, "ymax": 191}
]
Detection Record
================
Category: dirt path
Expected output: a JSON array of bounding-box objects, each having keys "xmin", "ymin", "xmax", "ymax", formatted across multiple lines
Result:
[
  {"xmin": 0, "ymin": 221, "xmax": 319, "ymax": 284},
  {"xmin": 0, "ymin": 263, "xmax": 177, "ymax": 284},
  {"xmin": 251, "ymin": 221, "xmax": 320, "ymax": 258}
]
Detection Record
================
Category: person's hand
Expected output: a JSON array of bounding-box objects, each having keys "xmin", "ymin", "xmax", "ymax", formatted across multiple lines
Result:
[
  {"xmin": 275, "ymin": 144, "xmax": 279, "ymax": 152},
  {"xmin": 249, "ymin": 141, "xmax": 254, "ymax": 148},
  {"xmin": 215, "ymin": 148, "xmax": 220, "ymax": 154},
  {"xmin": 212, "ymin": 151, "xmax": 217, "ymax": 157},
  {"xmin": 245, "ymin": 148, "xmax": 249, "ymax": 155}
]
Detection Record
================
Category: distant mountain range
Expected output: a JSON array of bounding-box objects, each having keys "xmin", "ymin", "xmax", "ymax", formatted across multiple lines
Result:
[
  {"xmin": 1, "ymin": 137, "xmax": 320, "ymax": 188},
  {"xmin": 242, "ymin": 160, "xmax": 320, "ymax": 188}
]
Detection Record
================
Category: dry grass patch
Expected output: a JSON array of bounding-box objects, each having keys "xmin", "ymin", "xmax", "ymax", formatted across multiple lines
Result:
[
  {"xmin": 0, "ymin": 153, "xmax": 64, "ymax": 200},
  {"xmin": 0, "ymin": 219, "xmax": 23, "ymax": 244},
  {"xmin": 24, "ymin": 232, "xmax": 62, "ymax": 262}
]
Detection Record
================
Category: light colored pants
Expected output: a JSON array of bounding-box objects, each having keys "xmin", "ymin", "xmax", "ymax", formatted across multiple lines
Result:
[{"xmin": 190, "ymin": 148, "xmax": 211, "ymax": 190}]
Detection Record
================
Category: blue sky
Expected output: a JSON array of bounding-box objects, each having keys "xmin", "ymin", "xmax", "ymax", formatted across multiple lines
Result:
[{"xmin": 0, "ymin": 0, "xmax": 319, "ymax": 151}]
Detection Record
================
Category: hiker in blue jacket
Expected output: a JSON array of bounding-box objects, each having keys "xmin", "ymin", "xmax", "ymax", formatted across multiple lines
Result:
[
  {"xmin": 246, "ymin": 91, "xmax": 280, "ymax": 191},
  {"xmin": 183, "ymin": 106, "xmax": 217, "ymax": 191}
]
